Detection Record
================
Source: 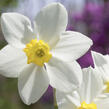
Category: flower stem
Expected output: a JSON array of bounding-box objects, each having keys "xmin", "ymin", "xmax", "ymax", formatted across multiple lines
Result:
[{"xmin": 53, "ymin": 88, "xmax": 58, "ymax": 109}]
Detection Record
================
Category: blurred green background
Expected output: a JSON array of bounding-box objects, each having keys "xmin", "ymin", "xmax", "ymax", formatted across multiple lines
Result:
[{"xmin": 0, "ymin": 0, "xmax": 18, "ymax": 15}]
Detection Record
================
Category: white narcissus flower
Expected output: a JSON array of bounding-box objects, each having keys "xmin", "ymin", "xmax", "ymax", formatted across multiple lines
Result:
[
  {"xmin": 91, "ymin": 51, "xmax": 109, "ymax": 93},
  {"xmin": 56, "ymin": 67, "xmax": 109, "ymax": 109},
  {"xmin": 0, "ymin": 3, "xmax": 92, "ymax": 105}
]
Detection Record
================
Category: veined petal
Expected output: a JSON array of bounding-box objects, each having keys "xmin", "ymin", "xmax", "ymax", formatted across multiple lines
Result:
[
  {"xmin": 1, "ymin": 13, "xmax": 34, "ymax": 48},
  {"xmin": 52, "ymin": 31, "xmax": 93, "ymax": 62},
  {"xmin": 91, "ymin": 51, "xmax": 109, "ymax": 81},
  {"xmin": 46, "ymin": 56, "xmax": 82, "ymax": 93},
  {"xmin": 0, "ymin": 45, "xmax": 27, "ymax": 77},
  {"xmin": 56, "ymin": 91, "xmax": 80, "ymax": 109},
  {"xmin": 34, "ymin": 3, "xmax": 68, "ymax": 48},
  {"xmin": 79, "ymin": 67, "xmax": 103, "ymax": 104},
  {"xmin": 18, "ymin": 64, "xmax": 49, "ymax": 105}
]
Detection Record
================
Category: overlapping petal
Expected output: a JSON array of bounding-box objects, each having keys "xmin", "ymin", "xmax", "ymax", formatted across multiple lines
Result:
[
  {"xmin": 91, "ymin": 51, "xmax": 109, "ymax": 81},
  {"xmin": 46, "ymin": 56, "xmax": 82, "ymax": 93},
  {"xmin": 0, "ymin": 45, "xmax": 27, "ymax": 77},
  {"xmin": 34, "ymin": 3, "xmax": 68, "ymax": 48},
  {"xmin": 91, "ymin": 51, "xmax": 108, "ymax": 67},
  {"xmin": 52, "ymin": 31, "xmax": 93, "ymax": 62},
  {"xmin": 1, "ymin": 13, "xmax": 34, "ymax": 48},
  {"xmin": 18, "ymin": 64, "xmax": 49, "ymax": 105},
  {"xmin": 79, "ymin": 67, "xmax": 103, "ymax": 104}
]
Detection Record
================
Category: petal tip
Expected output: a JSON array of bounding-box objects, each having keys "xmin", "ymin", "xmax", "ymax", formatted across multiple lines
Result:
[
  {"xmin": 1, "ymin": 13, "xmax": 7, "ymax": 22},
  {"xmin": 44, "ymin": 2, "xmax": 67, "ymax": 13},
  {"xmin": 49, "ymin": 2, "xmax": 64, "ymax": 7},
  {"xmin": 91, "ymin": 51, "xmax": 100, "ymax": 59},
  {"xmin": 90, "ymin": 39, "xmax": 93, "ymax": 46},
  {"xmin": 91, "ymin": 50, "xmax": 96, "ymax": 56},
  {"xmin": 1, "ymin": 13, "xmax": 13, "ymax": 19}
]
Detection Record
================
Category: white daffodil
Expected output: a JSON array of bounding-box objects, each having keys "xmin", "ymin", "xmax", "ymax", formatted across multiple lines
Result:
[
  {"xmin": 0, "ymin": 3, "xmax": 92, "ymax": 105},
  {"xmin": 56, "ymin": 67, "xmax": 109, "ymax": 109},
  {"xmin": 92, "ymin": 51, "xmax": 109, "ymax": 93}
]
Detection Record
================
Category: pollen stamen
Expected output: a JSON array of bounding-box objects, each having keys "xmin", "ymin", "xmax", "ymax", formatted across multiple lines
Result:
[
  {"xmin": 78, "ymin": 101, "xmax": 97, "ymax": 109},
  {"xmin": 104, "ymin": 81, "xmax": 109, "ymax": 93},
  {"xmin": 24, "ymin": 39, "xmax": 52, "ymax": 66}
]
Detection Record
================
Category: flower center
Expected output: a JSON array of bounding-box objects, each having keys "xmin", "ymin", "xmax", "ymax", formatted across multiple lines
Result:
[
  {"xmin": 36, "ymin": 48, "xmax": 45, "ymax": 57},
  {"xmin": 24, "ymin": 39, "xmax": 52, "ymax": 66},
  {"xmin": 104, "ymin": 81, "xmax": 109, "ymax": 93},
  {"xmin": 78, "ymin": 101, "xmax": 97, "ymax": 109}
]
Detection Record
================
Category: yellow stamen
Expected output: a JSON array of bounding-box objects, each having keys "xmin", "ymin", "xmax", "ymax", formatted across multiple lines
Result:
[
  {"xmin": 78, "ymin": 101, "xmax": 97, "ymax": 109},
  {"xmin": 104, "ymin": 81, "xmax": 109, "ymax": 93},
  {"xmin": 24, "ymin": 39, "xmax": 52, "ymax": 66}
]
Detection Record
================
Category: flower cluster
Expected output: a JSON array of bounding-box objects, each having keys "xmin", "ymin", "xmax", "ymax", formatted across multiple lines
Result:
[
  {"xmin": 56, "ymin": 51, "xmax": 109, "ymax": 109},
  {"xmin": 0, "ymin": 2, "xmax": 109, "ymax": 109}
]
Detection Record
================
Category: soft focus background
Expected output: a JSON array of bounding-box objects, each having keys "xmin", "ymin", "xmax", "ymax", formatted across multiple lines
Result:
[{"xmin": 0, "ymin": 0, "xmax": 109, "ymax": 109}]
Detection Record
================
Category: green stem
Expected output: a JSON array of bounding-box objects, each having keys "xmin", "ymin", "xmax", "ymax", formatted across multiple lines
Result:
[{"xmin": 53, "ymin": 88, "xmax": 58, "ymax": 109}]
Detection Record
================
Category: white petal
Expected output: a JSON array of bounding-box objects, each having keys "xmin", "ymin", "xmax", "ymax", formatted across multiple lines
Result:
[
  {"xmin": 46, "ymin": 56, "xmax": 82, "ymax": 93},
  {"xmin": 0, "ymin": 45, "xmax": 27, "ymax": 77},
  {"xmin": 91, "ymin": 51, "xmax": 108, "ymax": 67},
  {"xmin": 1, "ymin": 13, "xmax": 34, "ymax": 48},
  {"xmin": 56, "ymin": 91, "xmax": 79, "ymax": 109},
  {"xmin": 34, "ymin": 3, "xmax": 68, "ymax": 48},
  {"xmin": 52, "ymin": 31, "xmax": 93, "ymax": 62},
  {"xmin": 95, "ymin": 94, "xmax": 109, "ymax": 109},
  {"xmin": 91, "ymin": 51, "xmax": 109, "ymax": 81},
  {"xmin": 18, "ymin": 64, "xmax": 49, "ymax": 105},
  {"xmin": 79, "ymin": 67, "xmax": 103, "ymax": 104}
]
